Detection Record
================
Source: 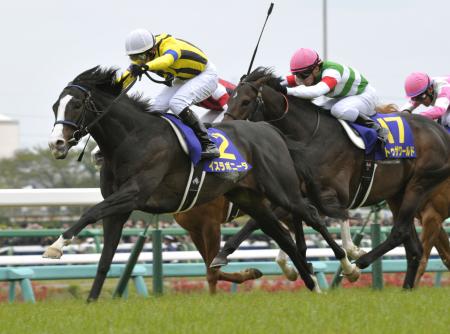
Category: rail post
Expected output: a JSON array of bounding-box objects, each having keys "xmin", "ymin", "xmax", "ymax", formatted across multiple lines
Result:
[
  {"xmin": 152, "ymin": 218, "xmax": 163, "ymax": 295},
  {"xmin": 371, "ymin": 209, "xmax": 383, "ymax": 290},
  {"xmin": 113, "ymin": 218, "xmax": 153, "ymax": 298}
]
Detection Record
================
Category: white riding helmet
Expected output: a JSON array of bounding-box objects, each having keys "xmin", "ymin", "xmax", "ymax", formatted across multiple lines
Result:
[{"xmin": 125, "ymin": 29, "xmax": 156, "ymax": 55}]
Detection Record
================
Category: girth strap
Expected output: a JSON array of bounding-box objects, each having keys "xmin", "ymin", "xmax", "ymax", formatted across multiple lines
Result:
[
  {"xmin": 225, "ymin": 202, "xmax": 240, "ymax": 222},
  {"xmin": 348, "ymin": 152, "xmax": 377, "ymax": 209},
  {"xmin": 176, "ymin": 163, "xmax": 206, "ymax": 213}
]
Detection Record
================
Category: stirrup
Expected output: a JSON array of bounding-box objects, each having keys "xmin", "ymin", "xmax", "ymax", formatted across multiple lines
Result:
[
  {"xmin": 201, "ymin": 145, "xmax": 220, "ymax": 159},
  {"xmin": 377, "ymin": 128, "xmax": 389, "ymax": 143}
]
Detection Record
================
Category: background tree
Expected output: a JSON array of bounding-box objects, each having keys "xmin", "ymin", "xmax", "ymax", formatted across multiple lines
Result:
[{"xmin": 0, "ymin": 143, "xmax": 99, "ymax": 188}]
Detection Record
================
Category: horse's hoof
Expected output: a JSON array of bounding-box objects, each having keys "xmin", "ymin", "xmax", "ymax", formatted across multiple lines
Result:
[
  {"xmin": 42, "ymin": 246, "xmax": 62, "ymax": 259},
  {"xmin": 347, "ymin": 246, "xmax": 367, "ymax": 260},
  {"xmin": 276, "ymin": 258, "xmax": 299, "ymax": 281},
  {"xmin": 248, "ymin": 268, "xmax": 263, "ymax": 279},
  {"xmin": 343, "ymin": 266, "xmax": 361, "ymax": 283},
  {"xmin": 284, "ymin": 270, "xmax": 298, "ymax": 281},
  {"xmin": 310, "ymin": 275, "xmax": 322, "ymax": 293},
  {"xmin": 210, "ymin": 255, "xmax": 228, "ymax": 268}
]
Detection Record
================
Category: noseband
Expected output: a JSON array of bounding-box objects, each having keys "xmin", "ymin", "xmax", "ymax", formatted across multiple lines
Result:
[
  {"xmin": 54, "ymin": 79, "xmax": 137, "ymax": 145},
  {"xmin": 54, "ymin": 84, "xmax": 101, "ymax": 145}
]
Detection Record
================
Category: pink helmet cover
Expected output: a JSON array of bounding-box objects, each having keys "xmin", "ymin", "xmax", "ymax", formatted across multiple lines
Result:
[
  {"xmin": 404, "ymin": 72, "xmax": 431, "ymax": 97},
  {"xmin": 290, "ymin": 48, "xmax": 320, "ymax": 73}
]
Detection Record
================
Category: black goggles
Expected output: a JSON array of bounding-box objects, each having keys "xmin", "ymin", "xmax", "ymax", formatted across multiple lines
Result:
[
  {"xmin": 411, "ymin": 92, "xmax": 428, "ymax": 102},
  {"xmin": 294, "ymin": 70, "xmax": 314, "ymax": 80}
]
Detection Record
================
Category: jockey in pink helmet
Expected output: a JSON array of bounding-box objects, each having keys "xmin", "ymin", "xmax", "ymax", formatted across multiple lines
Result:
[
  {"xmin": 402, "ymin": 72, "xmax": 450, "ymax": 127},
  {"xmin": 280, "ymin": 48, "xmax": 388, "ymax": 142}
]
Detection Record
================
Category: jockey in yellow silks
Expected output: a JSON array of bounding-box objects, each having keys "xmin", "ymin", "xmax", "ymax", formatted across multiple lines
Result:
[{"xmin": 119, "ymin": 29, "xmax": 220, "ymax": 159}]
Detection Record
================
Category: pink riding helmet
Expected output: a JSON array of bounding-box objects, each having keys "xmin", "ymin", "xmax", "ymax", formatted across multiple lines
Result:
[
  {"xmin": 290, "ymin": 48, "xmax": 321, "ymax": 73},
  {"xmin": 404, "ymin": 72, "xmax": 431, "ymax": 97}
]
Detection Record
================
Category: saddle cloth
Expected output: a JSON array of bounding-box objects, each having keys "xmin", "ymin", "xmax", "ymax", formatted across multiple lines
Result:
[
  {"xmin": 340, "ymin": 114, "xmax": 416, "ymax": 160},
  {"xmin": 161, "ymin": 114, "xmax": 252, "ymax": 172}
]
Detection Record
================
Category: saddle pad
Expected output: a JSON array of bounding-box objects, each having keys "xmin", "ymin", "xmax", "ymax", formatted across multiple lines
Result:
[
  {"xmin": 203, "ymin": 128, "xmax": 252, "ymax": 173},
  {"xmin": 161, "ymin": 114, "xmax": 252, "ymax": 172},
  {"xmin": 348, "ymin": 114, "xmax": 416, "ymax": 160}
]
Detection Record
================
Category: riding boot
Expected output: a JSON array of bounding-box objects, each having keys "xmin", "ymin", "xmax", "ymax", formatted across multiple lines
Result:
[
  {"xmin": 354, "ymin": 114, "xmax": 389, "ymax": 142},
  {"xmin": 179, "ymin": 107, "xmax": 220, "ymax": 159}
]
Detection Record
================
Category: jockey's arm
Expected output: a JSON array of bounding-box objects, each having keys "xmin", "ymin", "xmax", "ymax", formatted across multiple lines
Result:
[
  {"xmin": 144, "ymin": 51, "xmax": 178, "ymax": 71},
  {"xmin": 418, "ymin": 84, "xmax": 450, "ymax": 120},
  {"xmin": 286, "ymin": 77, "xmax": 337, "ymax": 99},
  {"xmin": 116, "ymin": 70, "xmax": 134, "ymax": 90},
  {"xmin": 116, "ymin": 49, "xmax": 179, "ymax": 90},
  {"xmin": 400, "ymin": 101, "xmax": 419, "ymax": 113},
  {"xmin": 421, "ymin": 94, "xmax": 450, "ymax": 120}
]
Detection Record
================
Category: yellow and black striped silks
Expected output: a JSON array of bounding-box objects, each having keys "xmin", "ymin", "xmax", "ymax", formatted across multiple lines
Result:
[{"xmin": 119, "ymin": 33, "xmax": 209, "ymax": 89}]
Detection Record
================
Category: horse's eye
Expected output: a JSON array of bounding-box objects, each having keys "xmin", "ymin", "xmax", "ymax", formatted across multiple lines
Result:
[{"xmin": 242, "ymin": 100, "xmax": 251, "ymax": 107}]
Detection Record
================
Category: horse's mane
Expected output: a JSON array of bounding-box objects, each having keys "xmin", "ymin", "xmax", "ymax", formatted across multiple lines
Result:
[
  {"xmin": 244, "ymin": 67, "xmax": 285, "ymax": 92},
  {"xmin": 72, "ymin": 66, "xmax": 151, "ymax": 112},
  {"xmin": 375, "ymin": 104, "xmax": 399, "ymax": 114}
]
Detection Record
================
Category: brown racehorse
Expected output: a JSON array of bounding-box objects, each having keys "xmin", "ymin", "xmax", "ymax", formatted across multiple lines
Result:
[
  {"xmin": 173, "ymin": 197, "xmax": 263, "ymax": 293},
  {"xmin": 219, "ymin": 67, "xmax": 450, "ymax": 289},
  {"xmin": 376, "ymin": 105, "xmax": 450, "ymax": 285},
  {"xmin": 415, "ymin": 178, "xmax": 450, "ymax": 285}
]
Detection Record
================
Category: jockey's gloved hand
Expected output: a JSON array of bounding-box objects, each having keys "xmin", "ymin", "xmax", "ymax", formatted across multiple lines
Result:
[
  {"xmin": 278, "ymin": 84, "xmax": 288, "ymax": 95},
  {"xmin": 128, "ymin": 64, "xmax": 149, "ymax": 78},
  {"xmin": 162, "ymin": 74, "xmax": 174, "ymax": 87}
]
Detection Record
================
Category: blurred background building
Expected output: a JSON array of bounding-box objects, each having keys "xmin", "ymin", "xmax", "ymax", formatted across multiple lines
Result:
[{"xmin": 0, "ymin": 114, "xmax": 19, "ymax": 158}]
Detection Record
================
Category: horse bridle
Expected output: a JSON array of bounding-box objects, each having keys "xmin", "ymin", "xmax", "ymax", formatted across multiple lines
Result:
[
  {"xmin": 224, "ymin": 81, "xmax": 289, "ymax": 123},
  {"xmin": 54, "ymin": 79, "xmax": 137, "ymax": 145},
  {"xmin": 53, "ymin": 84, "xmax": 101, "ymax": 145},
  {"xmin": 225, "ymin": 81, "xmax": 321, "ymax": 141}
]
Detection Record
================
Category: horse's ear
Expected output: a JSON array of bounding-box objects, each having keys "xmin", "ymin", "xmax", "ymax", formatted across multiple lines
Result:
[
  {"xmin": 239, "ymin": 74, "xmax": 247, "ymax": 82},
  {"xmin": 74, "ymin": 65, "xmax": 102, "ymax": 82}
]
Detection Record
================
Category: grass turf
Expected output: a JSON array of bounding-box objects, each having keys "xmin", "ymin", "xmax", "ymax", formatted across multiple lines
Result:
[{"xmin": 0, "ymin": 287, "xmax": 449, "ymax": 334}]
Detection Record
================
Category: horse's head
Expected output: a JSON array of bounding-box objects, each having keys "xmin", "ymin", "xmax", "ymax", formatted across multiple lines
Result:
[
  {"xmin": 48, "ymin": 66, "xmax": 121, "ymax": 159},
  {"xmin": 224, "ymin": 67, "xmax": 287, "ymax": 122}
]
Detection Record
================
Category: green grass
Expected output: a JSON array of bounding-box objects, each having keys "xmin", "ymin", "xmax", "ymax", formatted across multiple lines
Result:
[{"xmin": 1, "ymin": 288, "xmax": 449, "ymax": 334}]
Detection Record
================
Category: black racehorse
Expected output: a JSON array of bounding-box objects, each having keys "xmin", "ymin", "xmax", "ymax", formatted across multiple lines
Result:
[
  {"xmin": 46, "ymin": 66, "xmax": 345, "ymax": 300},
  {"xmin": 216, "ymin": 67, "xmax": 450, "ymax": 289}
]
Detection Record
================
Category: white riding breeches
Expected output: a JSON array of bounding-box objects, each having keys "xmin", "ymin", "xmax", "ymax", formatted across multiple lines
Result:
[
  {"xmin": 151, "ymin": 62, "xmax": 219, "ymax": 115},
  {"xmin": 319, "ymin": 85, "xmax": 378, "ymax": 122}
]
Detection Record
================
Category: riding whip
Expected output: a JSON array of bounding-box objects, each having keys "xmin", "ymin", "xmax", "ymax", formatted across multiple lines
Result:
[{"xmin": 246, "ymin": 2, "xmax": 274, "ymax": 76}]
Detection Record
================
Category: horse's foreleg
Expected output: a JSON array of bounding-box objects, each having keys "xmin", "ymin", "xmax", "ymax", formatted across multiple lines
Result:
[
  {"xmin": 435, "ymin": 226, "xmax": 450, "ymax": 270},
  {"xmin": 295, "ymin": 205, "xmax": 359, "ymax": 281},
  {"xmin": 210, "ymin": 218, "xmax": 260, "ymax": 268},
  {"xmin": 356, "ymin": 187, "xmax": 425, "ymax": 288},
  {"xmin": 87, "ymin": 214, "xmax": 128, "ymax": 302},
  {"xmin": 43, "ymin": 186, "xmax": 138, "ymax": 258},
  {"xmin": 188, "ymin": 227, "xmax": 221, "ymax": 294},
  {"xmin": 415, "ymin": 209, "xmax": 441, "ymax": 286},
  {"xmin": 340, "ymin": 219, "xmax": 366, "ymax": 260},
  {"xmin": 228, "ymin": 193, "xmax": 318, "ymax": 291},
  {"xmin": 403, "ymin": 222, "xmax": 423, "ymax": 289},
  {"xmin": 276, "ymin": 249, "xmax": 298, "ymax": 281}
]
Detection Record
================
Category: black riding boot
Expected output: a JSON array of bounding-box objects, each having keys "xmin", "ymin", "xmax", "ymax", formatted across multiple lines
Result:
[
  {"xmin": 354, "ymin": 115, "xmax": 389, "ymax": 142},
  {"xmin": 179, "ymin": 107, "xmax": 220, "ymax": 159}
]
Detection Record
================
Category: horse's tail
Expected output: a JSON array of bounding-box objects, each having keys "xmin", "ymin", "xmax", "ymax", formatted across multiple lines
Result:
[
  {"xmin": 375, "ymin": 103, "xmax": 399, "ymax": 114},
  {"xmin": 285, "ymin": 138, "xmax": 348, "ymax": 220}
]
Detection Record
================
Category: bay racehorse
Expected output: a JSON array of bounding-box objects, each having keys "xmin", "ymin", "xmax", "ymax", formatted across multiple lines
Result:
[
  {"xmin": 217, "ymin": 67, "xmax": 450, "ymax": 289},
  {"xmin": 373, "ymin": 106, "xmax": 450, "ymax": 285},
  {"xmin": 414, "ymin": 177, "xmax": 450, "ymax": 285},
  {"xmin": 46, "ymin": 66, "xmax": 352, "ymax": 300}
]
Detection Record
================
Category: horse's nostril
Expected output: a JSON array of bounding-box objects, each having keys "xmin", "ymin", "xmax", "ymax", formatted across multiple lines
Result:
[{"xmin": 55, "ymin": 139, "xmax": 65, "ymax": 148}]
